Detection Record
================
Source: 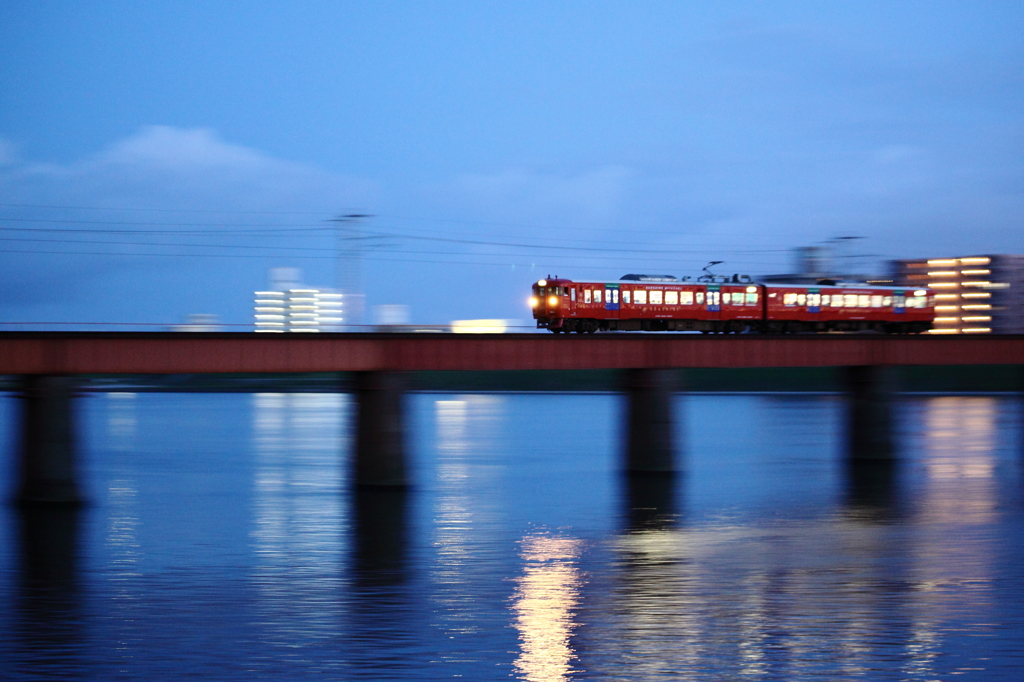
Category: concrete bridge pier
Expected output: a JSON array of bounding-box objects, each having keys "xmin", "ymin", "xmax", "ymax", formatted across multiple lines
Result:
[
  {"xmin": 15, "ymin": 375, "xmax": 84, "ymax": 506},
  {"xmin": 843, "ymin": 365, "xmax": 897, "ymax": 460},
  {"xmin": 352, "ymin": 371, "xmax": 409, "ymax": 489},
  {"xmin": 623, "ymin": 368, "xmax": 679, "ymax": 475}
]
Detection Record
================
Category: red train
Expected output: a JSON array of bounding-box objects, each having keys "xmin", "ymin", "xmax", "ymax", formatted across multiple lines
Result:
[{"xmin": 530, "ymin": 273, "xmax": 934, "ymax": 334}]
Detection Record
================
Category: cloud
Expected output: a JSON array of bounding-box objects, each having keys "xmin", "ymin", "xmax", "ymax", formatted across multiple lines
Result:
[
  {"xmin": 0, "ymin": 126, "xmax": 377, "ymax": 322},
  {"xmin": 4, "ymin": 125, "xmax": 375, "ymax": 213}
]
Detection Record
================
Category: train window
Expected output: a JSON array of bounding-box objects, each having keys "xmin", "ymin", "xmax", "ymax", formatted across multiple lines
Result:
[
  {"xmin": 722, "ymin": 292, "xmax": 731, "ymax": 304},
  {"xmin": 594, "ymin": 289, "xmax": 603, "ymax": 304},
  {"xmin": 650, "ymin": 290, "xmax": 663, "ymax": 305},
  {"xmin": 871, "ymin": 295, "xmax": 882, "ymax": 308},
  {"xmin": 611, "ymin": 289, "xmax": 619, "ymax": 304},
  {"xmin": 857, "ymin": 295, "xmax": 870, "ymax": 308},
  {"xmin": 807, "ymin": 293, "xmax": 820, "ymax": 307},
  {"xmin": 584, "ymin": 289, "xmax": 592, "ymax": 304},
  {"xmin": 783, "ymin": 293, "xmax": 797, "ymax": 306},
  {"xmin": 797, "ymin": 293, "xmax": 807, "ymax": 306},
  {"xmin": 746, "ymin": 292, "xmax": 758, "ymax": 305},
  {"xmin": 696, "ymin": 292, "xmax": 704, "ymax": 305},
  {"xmin": 634, "ymin": 290, "xmax": 646, "ymax": 305},
  {"xmin": 844, "ymin": 294, "xmax": 858, "ymax": 307},
  {"xmin": 622, "ymin": 290, "xmax": 631, "ymax": 304},
  {"xmin": 821, "ymin": 294, "xmax": 830, "ymax": 306},
  {"xmin": 833, "ymin": 295, "xmax": 844, "ymax": 307},
  {"xmin": 883, "ymin": 296, "xmax": 892, "ymax": 307},
  {"xmin": 681, "ymin": 291, "xmax": 694, "ymax": 305},
  {"xmin": 894, "ymin": 295, "xmax": 905, "ymax": 308},
  {"xmin": 665, "ymin": 291, "xmax": 678, "ymax": 305},
  {"xmin": 570, "ymin": 288, "xmax": 576, "ymax": 302}
]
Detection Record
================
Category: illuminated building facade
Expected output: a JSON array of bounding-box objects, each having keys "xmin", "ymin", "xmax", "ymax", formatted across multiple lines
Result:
[
  {"xmin": 253, "ymin": 289, "xmax": 344, "ymax": 332},
  {"xmin": 890, "ymin": 254, "xmax": 1024, "ymax": 334}
]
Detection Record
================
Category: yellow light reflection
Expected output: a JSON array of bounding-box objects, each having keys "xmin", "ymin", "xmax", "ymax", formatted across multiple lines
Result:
[
  {"xmin": 921, "ymin": 397, "xmax": 998, "ymax": 521},
  {"xmin": 512, "ymin": 534, "xmax": 584, "ymax": 682},
  {"xmin": 959, "ymin": 257, "xmax": 991, "ymax": 265},
  {"xmin": 926, "ymin": 259, "xmax": 958, "ymax": 266}
]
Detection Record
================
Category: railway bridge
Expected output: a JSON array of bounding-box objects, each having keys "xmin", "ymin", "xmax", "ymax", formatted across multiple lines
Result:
[{"xmin": 2, "ymin": 332, "xmax": 1022, "ymax": 504}]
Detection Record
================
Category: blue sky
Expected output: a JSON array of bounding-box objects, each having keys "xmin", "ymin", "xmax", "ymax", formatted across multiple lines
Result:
[{"xmin": 1, "ymin": 1, "xmax": 1022, "ymax": 327}]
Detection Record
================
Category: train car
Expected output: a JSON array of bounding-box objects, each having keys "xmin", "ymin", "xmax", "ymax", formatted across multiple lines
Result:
[{"xmin": 530, "ymin": 274, "xmax": 933, "ymax": 334}]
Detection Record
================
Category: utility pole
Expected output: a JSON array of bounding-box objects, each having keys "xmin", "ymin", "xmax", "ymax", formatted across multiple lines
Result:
[{"xmin": 330, "ymin": 214, "xmax": 372, "ymax": 331}]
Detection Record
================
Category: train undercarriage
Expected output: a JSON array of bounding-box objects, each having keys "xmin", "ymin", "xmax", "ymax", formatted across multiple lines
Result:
[{"xmin": 538, "ymin": 317, "xmax": 932, "ymax": 335}]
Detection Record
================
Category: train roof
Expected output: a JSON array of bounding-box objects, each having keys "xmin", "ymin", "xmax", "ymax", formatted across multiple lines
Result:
[{"xmin": 539, "ymin": 277, "xmax": 926, "ymax": 291}]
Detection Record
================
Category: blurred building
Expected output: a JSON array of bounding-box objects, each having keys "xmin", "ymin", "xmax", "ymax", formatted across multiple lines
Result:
[
  {"xmin": 762, "ymin": 240, "xmax": 875, "ymax": 284},
  {"xmin": 171, "ymin": 314, "xmax": 223, "ymax": 332},
  {"xmin": 890, "ymin": 255, "xmax": 1024, "ymax": 334},
  {"xmin": 254, "ymin": 268, "xmax": 344, "ymax": 333}
]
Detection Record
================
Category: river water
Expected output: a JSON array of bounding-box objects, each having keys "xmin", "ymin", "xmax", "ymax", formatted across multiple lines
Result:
[{"xmin": 1, "ymin": 391, "xmax": 1023, "ymax": 680}]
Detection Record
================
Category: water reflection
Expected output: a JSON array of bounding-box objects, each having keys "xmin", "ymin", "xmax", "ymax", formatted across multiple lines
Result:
[
  {"xmin": 251, "ymin": 392, "xmax": 346, "ymax": 643},
  {"xmin": 844, "ymin": 459, "xmax": 901, "ymax": 521},
  {"xmin": 512, "ymin": 533, "xmax": 583, "ymax": 682},
  {"xmin": 622, "ymin": 474, "xmax": 678, "ymax": 532},
  {"xmin": 431, "ymin": 396, "xmax": 503, "ymax": 641},
  {"xmin": 13, "ymin": 506, "xmax": 84, "ymax": 679},
  {"xmin": 919, "ymin": 396, "xmax": 998, "ymax": 524},
  {"xmin": 350, "ymin": 487, "xmax": 409, "ymax": 585}
]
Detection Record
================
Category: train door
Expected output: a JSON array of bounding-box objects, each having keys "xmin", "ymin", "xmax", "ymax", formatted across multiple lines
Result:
[
  {"xmin": 605, "ymin": 283, "xmax": 620, "ymax": 319},
  {"xmin": 893, "ymin": 290, "xmax": 906, "ymax": 314},
  {"xmin": 706, "ymin": 284, "xmax": 721, "ymax": 319},
  {"xmin": 807, "ymin": 288, "xmax": 821, "ymax": 314}
]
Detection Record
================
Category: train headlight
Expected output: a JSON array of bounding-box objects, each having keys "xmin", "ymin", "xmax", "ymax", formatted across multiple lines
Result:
[
  {"xmin": 537, "ymin": 279, "xmax": 547, "ymax": 287},
  {"xmin": 548, "ymin": 296, "xmax": 558, "ymax": 307},
  {"xmin": 529, "ymin": 296, "xmax": 539, "ymax": 308}
]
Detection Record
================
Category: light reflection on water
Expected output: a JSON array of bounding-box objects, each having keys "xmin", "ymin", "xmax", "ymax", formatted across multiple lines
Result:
[
  {"xmin": 0, "ymin": 391, "xmax": 1021, "ymax": 679},
  {"xmin": 251, "ymin": 392, "xmax": 347, "ymax": 645},
  {"xmin": 512, "ymin": 534, "xmax": 583, "ymax": 682}
]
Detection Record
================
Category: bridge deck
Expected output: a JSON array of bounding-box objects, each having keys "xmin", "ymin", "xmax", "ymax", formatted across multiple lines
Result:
[{"xmin": 0, "ymin": 332, "xmax": 1021, "ymax": 374}]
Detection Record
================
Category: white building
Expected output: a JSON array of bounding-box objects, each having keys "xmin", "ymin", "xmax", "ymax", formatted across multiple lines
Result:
[{"xmin": 254, "ymin": 268, "xmax": 344, "ymax": 332}]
